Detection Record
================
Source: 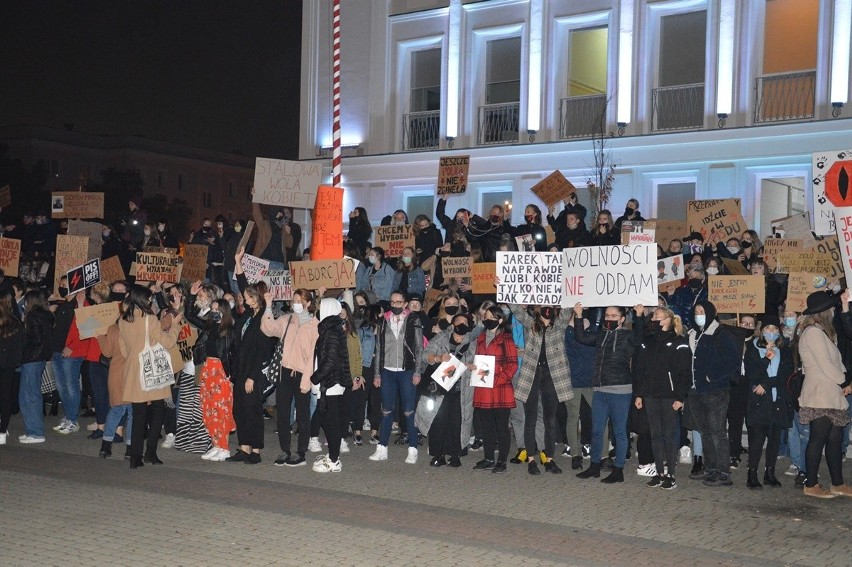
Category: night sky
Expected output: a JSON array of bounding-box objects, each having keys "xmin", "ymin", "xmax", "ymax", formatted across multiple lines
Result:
[{"xmin": 0, "ymin": 0, "xmax": 303, "ymax": 159}]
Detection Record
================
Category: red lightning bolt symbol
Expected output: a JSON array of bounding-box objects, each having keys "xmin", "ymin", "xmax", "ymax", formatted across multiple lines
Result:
[{"xmin": 70, "ymin": 271, "xmax": 82, "ymax": 291}]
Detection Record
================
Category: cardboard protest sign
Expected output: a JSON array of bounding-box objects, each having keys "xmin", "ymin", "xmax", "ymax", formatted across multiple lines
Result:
[
  {"xmin": 374, "ymin": 224, "xmax": 415, "ymax": 258},
  {"xmin": 181, "ymin": 244, "xmax": 209, "ymax": 283},
  {"xmin": 66, "ymin": 258, "xmax": 100, "ymax": 295},
  {"xmin": 770, "ymin": 212, "xmax": 816, "ymax": 249},
  {"xmin": 0, "ymin": 185, "xmax": 11, "ymax": 208},
  {"xmin": 431, "ymin": 354, "xmax": 466, "ymax": 391},
  {"xmin": 75, "ymin": 301, "xmax": 120, "ymax": 339},
  {"xmin": 51, "ymin": 192, "xmax": 104, "ymax": 219},
  {"xmin": 0, "ymin": 237, "xmax": 21, "ymax": 277},
  {"xmin": 544, "ymin": 224, "xmax": 556, "ymax": 247},
  {"xmin": 776, "ymin": 250, "xmax": 834, "ymax": 277},
  {"xmin": 135, "ymin": 252, "xmax": 180, "ymax": 283},
  {"xmin": 441, "ymin": 256, "xmax": 472, "ymax": 280},
  {"xmin": 648, "ymin": 219, "xmax": 687, "ymax": 249},
  {"xmin": 496, "ymin": 251, "xmax": 562, "ymax": 305},
  {"xmin": 621, "ymin": 221, "xmax": 656, "ymax": 246},
  {"xmin": 437, "ymin": 155, "xmax": 470, "ymax": 196},
  {"xmin": 812, "ymin": 150, "xmax": 851, "ymax": 235},
  {"xmin": 290, "ymin": 259, "xmax": 356, "ymax": 290},
  {"xmin": 708, "ymin": 275, "xmax": 766, "ymax": 313},
  {"xmin": 812, "ymin": 234, "xmax": 844, "ymax": 283},
  {"xmin": 100, "ymin": 255, "xmax": 125, "ymax": 283},
  {"xmin": 686, "ymin": 199, "xmax": 745, "ymax": 243},
  {"xmin": 54, "ymin": 235, "xmax": 89, "ymax": 293},
  {"xmin": 531, "ymin": 170, "xmax": 576, "ymax": 207},
  {"xmin": 762, "ymin": 238, "xmax": 803, "ymax": 272},
  {"xmin": 471, "ymin": 355, "xmax": 496, "ymax": 388},
  {"xmin": 67, "ymin": 220, "xmax": 103, "ymax": 261},
  {"xmin": 252, "ymin": 157, "xmax": 323, "ymax": 208},
  {"xmin": 311, "ymin": 185, "xmax": 344, "ymax": 260},
  {"xmin": 240, "ymin": 254, "xmax": 270, "ymax": 283},
  {"xmin": 560, "ymin": 244, "xmax": 657, "ymax": 308},
  {"xmin": 423, "ymin": 288, "xmax": 443, "ymax": 314},
  {"xmin": 786, "ymin": 272, "xmax": 826, "ymax": 313},
  {"xmin": 721, "ymin": 257, "xmax": 750, "ymax": 275},
  {"xmin": 834, "ymin": 207, "xmax": 852, "ymax": 286},
  {"xmin": 657, "ymin": 255, "xmax": 683, "ymax": 286},
  {"xmin": 472, "ymin": 262, "xmax": 497, "ymax": 294},
  {"xmin": 260, "ymin": 269, "xmax": 293, "ymax": 301},
  {"xmin": 236, "ymin": 220, "xmax": 255, "ymax": 253}
]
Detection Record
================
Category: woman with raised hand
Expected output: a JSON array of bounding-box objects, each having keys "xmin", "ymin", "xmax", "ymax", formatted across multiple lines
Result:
[{"xmin": 118, "ymin": 285, "xmax": 181, "ymax": 468}]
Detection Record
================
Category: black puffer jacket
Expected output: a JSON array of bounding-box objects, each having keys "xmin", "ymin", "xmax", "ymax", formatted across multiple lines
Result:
[
  {"xmin": 184, "ymin": 296, "xmax": 238, "ymax": 376},
  {"xmin": 634, "ymin": 329, "xmax": 692, "ymax": 401},
  {"xmin": 23, "ymin": 308, "xmax": 54, "ymax": 363},
  {"xmin": 574, "ymin": 315, "xmax": 645, "ymax": 388},
  {"xmin": 311, "ymin": 316, "xmax": 352, "ymax": 390}
]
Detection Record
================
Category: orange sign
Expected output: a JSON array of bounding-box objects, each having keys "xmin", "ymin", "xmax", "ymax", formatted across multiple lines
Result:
[{"xmin": 311, "ymin": 185, "xmax": 344, "ymax": 260}]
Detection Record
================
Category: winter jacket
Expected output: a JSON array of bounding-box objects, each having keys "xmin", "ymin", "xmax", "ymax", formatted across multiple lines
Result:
[
  {"xmin": 743, "ymin": 339, "xmax": 794, "ymax": 428},
  {"xmin": 0, "ymin": 321, "xmax": 24, "ymax": 370},
  {"xmin": 574, "ymin": 314, "xmax": 646, "ymax": 388},
  {"xmin": 512, "ymin": 223, "xmax": 548, "ymax": 251},
  {"xmin": 260, "ymin": 311, "xmax": 318, "ymax": 383},
  {"xmin": 234, "ymin": 273, "xmax": 277, "ymax": 384},
  {"xmin": 422, "ymin": 327, "xmax": 475, "ymax": 394},
  {"xmin": 635, "ymin": 329, "xmax": 692, "ymax": 401},
  {"xmin": 473, "ymin": 331, "xmax": 518, "ymax": 409},
  {"xmin": 565, "ymin": 320, "xmax": 596, "ymax": 389},
  {"xmin": 509, "ymin": 305, "xmax": 573, "ymax": 403},
  {"xmin": 415, "ymin": 223, "xmax": 444, "ymax": 261},
  {"xmin": 22, "ymin": 308, "xmax": 54, "ymax": 363},
  {"xmin": 396, "ymin": 267, "xmax": 426, "ymax": 296},
  {"xmin": 553, "ymin": 226, "xmax": 591, "ymax": 250},
  {"xmin": 184, "ymin": 296, "xmax": 238, "ymax": 376},
  {"xmin": 798, "ymin": 325, "xmax": 848, "ymax": 411},
  {"xmin": 311, "ymin": 316, "xmax": 352, "ymax": 390},
  {"xmin": 374, "ymin": 310, "xmax": 425, "ymax": 377},
  {"xmin": 688, "ymin": 319, "xmax": 741, "ymax": 393},
  {"xmin": 670, "ymin": 284, "xmax": 707, "ymax": 331}
]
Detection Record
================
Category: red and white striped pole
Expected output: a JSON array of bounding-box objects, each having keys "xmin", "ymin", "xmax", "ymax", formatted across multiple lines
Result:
[{"xmin": 331, "ymin": 0, "xmax": 342, "ymax": 188}]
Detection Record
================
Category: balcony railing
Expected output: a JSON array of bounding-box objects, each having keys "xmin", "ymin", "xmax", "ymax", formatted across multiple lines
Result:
[
  {"xmin": 402, "ymin": 110, "xmax": 440, "ymax": 151},
  {"xmin": 559, "ymin": 94, "xmax": 607, "ymax": 139},
  {"xmin": 652, "ymin": 83, "xmax": 705, "ymax": 131},
  {"xmin": 478, "ymin": 102, "xmax": 519, "ymax": 145},
  {"xmin": 754, "ymin": 70, "xmax": 816, "ymax": 123}
]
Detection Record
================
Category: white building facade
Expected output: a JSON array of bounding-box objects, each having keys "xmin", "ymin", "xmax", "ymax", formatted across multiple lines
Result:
[{"xmin": 300, "ymin": 0, "xmax": 851, "ymax": 238}]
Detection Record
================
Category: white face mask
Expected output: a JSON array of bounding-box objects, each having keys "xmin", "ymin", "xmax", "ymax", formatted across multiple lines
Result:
[
  {"xmin": 157, "ymin": 224, "xmax": 165, "ymax": 232},
  {"xmin": 694, "ymin": 314, "xmax": 707, "ymax": 328},
  {"xmin": 706, "ymin": 267, "xmax": 719, "ymax": 275},
  {"xmin": 228, "ymin": 300, "xmax": 235, "ymax": 309},
  {"xmin": 292, "ymin": 303, "xmax": 304, "ymax": 314},
  {"xmin": 143, "ymin": 229, "xmax": 151, "ymax": 237}
]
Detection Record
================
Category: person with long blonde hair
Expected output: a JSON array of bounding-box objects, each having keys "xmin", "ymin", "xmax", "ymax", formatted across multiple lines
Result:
[{"xmin": 634, "ymin": 306, "xmax": 691, "ymax": 490}]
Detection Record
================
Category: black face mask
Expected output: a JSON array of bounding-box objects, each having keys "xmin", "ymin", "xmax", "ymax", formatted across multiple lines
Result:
[
  {"xmin": 483, "ymin": 319, "xmax": 500, "ymax": 330},
  {"xmin": 110, "ymin": 292, "xmax": 126, "ymax": 303},
  {"xmin": 444, "ymin": 305, "xmax": 459, "ymax": 316},
  {"xmin": 211, "ymin": 311, "xmax": 223, "ymax": 323},
  {"xmin": 540, "ymin": 307, "xmax": 554, "ymax": 320},
  {"xmin": 741, "ymin": 241, "xmax": 752, "ymax": 249},
  {"xmin": 453, "ymin": 324, "xmax": 470, "ymax": 335},
  {"xmin": 602, "ymin": 319, "xmax": 618, "ymax": 331},
  {"xmin": 202, "ymin": 226, "xmax": 211, "ymax": 233},
  {"xmin": 648, "ymin": 320, "xmax": 664, "ymax": 334},
  {"xmin": 390, "ymin": 306, "xmax": 404, "ymax": 316},
  {"xmin": 688, "ymin": 278, "xmax": 703, "ymax": 289},
  {"xmin": 625, "ymin": 207, "xmax": 635, "ymax": 216}
]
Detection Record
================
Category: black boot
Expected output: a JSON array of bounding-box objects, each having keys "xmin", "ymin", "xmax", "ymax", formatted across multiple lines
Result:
[
  {"xmin": 576, "ymin": 462, "xmax": 601, "ymax": 479},
  {"xmin": 144, "ymin": 452, "xmax": 163, "ymax": 465},
  {"xmin": 129, "ymin": 456, "xmax": 144, "ymax": 469},
  {"xmin": 691, "ymin": 455, "xmax": 704, "ymax": 475},
  {"xmin": 763, "ymin": 467, "xmax": 782, "ymax": 487},
  {"xmin": 571, "ymin": 455, "xmax": 583, "ymax": 470},
  {"xmin": 746, "ymin": 468, "xmax": 762, "ymax": 489},
  {"xmin": 99, "ymin": 440, "xmax": 112, "ymax": 459},
  {"xmin": 601, "ymin": 466, "xmax": 624, "ymax": 483}
]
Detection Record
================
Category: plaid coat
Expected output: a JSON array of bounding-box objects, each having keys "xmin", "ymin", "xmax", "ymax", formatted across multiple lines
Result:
[
  {"xmin": 509, "ymin": 305, "xmax": 574, "ymax": 403},
  {"xmin": 473, "ymin": 331, "xmax": 518, "ymax": 409}
]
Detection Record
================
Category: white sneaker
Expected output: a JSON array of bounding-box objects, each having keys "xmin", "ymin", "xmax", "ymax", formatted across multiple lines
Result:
[
  {"xmin": 784, "ymin": 464, "xmax": 799, "ymax": 476},
  {"xmin": 308, "ymin": 436, "xmax": 322, "ymax": 452},
  {"xmin": 362, "ymin": 419, "xmax": 371, "ymax": 431},
  {"xmin": 0, "ymin": 432, "xmax": 6, "ymax": 445},
  {"xmin": 312, "ymin": 455, "xmax": 342, "ymax": 473},
  {"xmin": 678, "ymin": 446, "xmax": 692, "ymax": 464},
  {"xmin": 57, "ymin": 422, "xmax": 79, "ymax": 435},
  {"xmin": 201, "ymin": 446, "xmax": 219, "ymax": 460},
  {"xmin": 636, "ymin": 463, "xmax": 657, "ymax": 477},
  {"xmin": 340, "ymin": 439, "xmax": 350, "ymax": 453},
  {"xmin": 52, "ymin": 418, "xmax": 70, "ymax": 432},
  {"xmin": 405, "ymin": 447, "xmax": 418, "ymax": 464},
  {"xmin": 86, "ymin": 421, "xmax": 98, "ymax": 431},
  {"xmin": 369, "ymin": 445, "xmax": 388, "ymax": 461},
  {"xmin": 19, "ymin": 435, "xmax": 45, "ymax": 444},
  {"xmin": 161, "ymin": 433, "xmax": 175, "ymax": 449},
  {"xmin": 209, "ymin": 448, "xmax": 229, "ymax": 462}
]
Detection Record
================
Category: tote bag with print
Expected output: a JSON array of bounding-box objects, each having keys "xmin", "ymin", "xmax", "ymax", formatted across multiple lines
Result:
[{"xmin": 139, "ymin": 317, "xmax": 175, "ymax": 391}]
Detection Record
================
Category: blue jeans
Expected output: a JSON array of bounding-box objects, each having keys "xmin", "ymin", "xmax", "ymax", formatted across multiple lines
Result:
[
  {"xmin": 52, "ymin": 353, "xmax": 83, "ymax": 424},
  {"xmin": 379, "ymin": 369, "xmax": 417, "ymax": 447},
  {"xmin": 693, "ymin": 430, "xmax": 703, "ymax": 457},
  {"xmin": 789, "ymin": 411, "xmax": 810, "ymax": 472},
  {"xmin": 103, "ymin": 404, "xmax": 132, "ymax": 444},
  {"xmin": 89, "ymin": 362, "xmax": 110, "ymax": 425},
  {"xmin": 843, "ymin": 395, "xmax": 852, "ymax": 456},
  {"xmin": 590, "ymin": 391, "xmax": 631, "ymax": 468},
  {"xmin": 227, "ymin": 271, "xmax": 240, "ymax": 295},
  {"xmin": 19, "ymin": 361, "xmax": 46, "ymax": 437}
]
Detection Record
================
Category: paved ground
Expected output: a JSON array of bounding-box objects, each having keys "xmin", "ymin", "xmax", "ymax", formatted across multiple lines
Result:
[{"xmin": 1, "ymin": 413, "xmax": 851, "ymax": 566}]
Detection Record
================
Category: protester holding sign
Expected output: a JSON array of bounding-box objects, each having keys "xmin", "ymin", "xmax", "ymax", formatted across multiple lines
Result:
[
  {"xmin": 574, "ymin": 303, "xmax": 646, "ymax": 484},
  {"xmin": 512, "ymin": 205, "xmax": 547, "ymax": 252}
]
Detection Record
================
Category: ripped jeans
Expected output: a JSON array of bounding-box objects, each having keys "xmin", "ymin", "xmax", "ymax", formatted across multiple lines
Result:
[{"xmin": 378, "ymin": 369, "xmax": 418, "ymax": 448}]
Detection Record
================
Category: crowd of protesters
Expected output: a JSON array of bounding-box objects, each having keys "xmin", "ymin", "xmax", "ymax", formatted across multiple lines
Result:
[{"xmin": 0, "ymin": 191, "xmax": 850, "ymax": 499}]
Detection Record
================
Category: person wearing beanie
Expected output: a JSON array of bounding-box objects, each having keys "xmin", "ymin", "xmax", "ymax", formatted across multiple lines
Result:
[
  {"xmin": 687, "ymin": 300, "xmax": 741, "ymax": 487},
  {"xmin": 743, "ymin": 313, "xmax": 793, "ymax": 489},
  {"xmin": 310, "ymin": 298, "xmax": 352, "ymax": 473}
]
